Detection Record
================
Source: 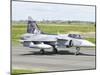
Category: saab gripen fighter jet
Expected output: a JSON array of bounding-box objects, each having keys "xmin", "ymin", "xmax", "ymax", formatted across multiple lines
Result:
[{"xmin": 20, "ymin": 17, "xmax": 95, "ymax": 55}]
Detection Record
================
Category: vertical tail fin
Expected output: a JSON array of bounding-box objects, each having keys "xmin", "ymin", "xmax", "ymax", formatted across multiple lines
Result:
[{"xmin": 27, "ymin": 16, "xmax": 41, "ymax": 34}]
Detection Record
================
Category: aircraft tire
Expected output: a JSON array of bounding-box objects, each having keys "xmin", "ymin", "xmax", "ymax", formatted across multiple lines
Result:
[
  {"xmin": 75, "ymin": 47, "xmax": 80, "ymax": 55},
  {"xmin": 40, "ymin": 49, "xmax": 45, "ymax": 54}
]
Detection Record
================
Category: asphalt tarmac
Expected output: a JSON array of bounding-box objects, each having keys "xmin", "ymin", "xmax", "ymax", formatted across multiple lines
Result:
[{"xmin": 12, "ymin": 46, "xmax": 96, "ymax": 72}]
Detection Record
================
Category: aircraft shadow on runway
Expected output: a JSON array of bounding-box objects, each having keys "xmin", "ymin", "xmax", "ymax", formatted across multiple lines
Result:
[{"xmin": 20, "ymin": 50, "xmax": 95, "ymax": 56}]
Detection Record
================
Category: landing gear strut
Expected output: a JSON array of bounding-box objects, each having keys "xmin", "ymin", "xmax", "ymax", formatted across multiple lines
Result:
[
  {"xmin": 75, "ymin": 47, "xmax": 80, "ymax": 55},
  {"xmin": 40, "ymin": 49, "xmax": 45, "ymax": 54},
  {"xmin": 52, "ymin": 46, "xmax": 58, "ymax": 54}
]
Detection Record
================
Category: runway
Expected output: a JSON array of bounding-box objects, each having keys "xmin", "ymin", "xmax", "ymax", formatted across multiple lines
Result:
[{"xmin": 12, "ymin": 46, "xmax": 96, "ymax": 72}]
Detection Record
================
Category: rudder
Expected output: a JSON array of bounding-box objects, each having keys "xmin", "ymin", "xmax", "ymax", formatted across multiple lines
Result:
[{"xmin": 27, "ymin": 16, "xmax": 41, "ymax": 34}]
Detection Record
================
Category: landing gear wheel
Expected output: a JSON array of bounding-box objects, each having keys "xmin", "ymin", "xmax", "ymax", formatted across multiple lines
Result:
[
  {"xmin": 75, "ymin": 47, "xmax": 80, "ymax": 55},
  {"xmin": 40, "ymin": 49, "xmax": 45, "ymax": 54},
  {"xmin": 53, "ymin": 46, "xmax": 58, "ymax": 54}
]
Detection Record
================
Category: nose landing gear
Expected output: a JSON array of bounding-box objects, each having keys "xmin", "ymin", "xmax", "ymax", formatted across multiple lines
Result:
[{"xmin": 75, "ymin": 47, "xmax": 80, "ymax": 55}]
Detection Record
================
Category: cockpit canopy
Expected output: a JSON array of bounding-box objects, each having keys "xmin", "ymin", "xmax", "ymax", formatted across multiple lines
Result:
[{"xmin": 68, "ymin": 34, "xmax": 82, "ymax": 39}]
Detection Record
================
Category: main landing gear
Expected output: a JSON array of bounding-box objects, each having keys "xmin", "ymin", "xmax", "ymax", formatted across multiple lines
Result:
[
  {"xmin": 39, "ymin": 46, "xmax": 58, "ymax": 54},
  {"xmin": 40, "ymin": 49, "xmax": 45, "ymax": 54},
  {"xmin": 53, "ymin": 46, "xmax": 58, "ymax": 54}
]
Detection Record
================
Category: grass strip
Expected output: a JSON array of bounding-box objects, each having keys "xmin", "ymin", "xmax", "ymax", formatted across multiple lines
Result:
[{"xmin": 12, "ymin": 69, "xmax": 44, "ymax": 75}]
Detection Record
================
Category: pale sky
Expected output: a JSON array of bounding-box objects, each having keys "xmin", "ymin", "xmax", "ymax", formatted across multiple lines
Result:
[{"xmin": 12, "ymin": 1, "xmax": 95, "ymax": 22}]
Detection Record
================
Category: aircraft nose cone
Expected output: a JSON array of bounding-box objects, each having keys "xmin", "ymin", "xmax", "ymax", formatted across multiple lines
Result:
[{"xmin": 80, "ymin": 40, "xmax": 95, "ymax": 47}]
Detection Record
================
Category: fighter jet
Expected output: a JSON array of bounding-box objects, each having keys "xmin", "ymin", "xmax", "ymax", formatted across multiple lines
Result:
[{"xmin": 20, "ymin": 17, "xmax": 95, "ymax": 55}]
